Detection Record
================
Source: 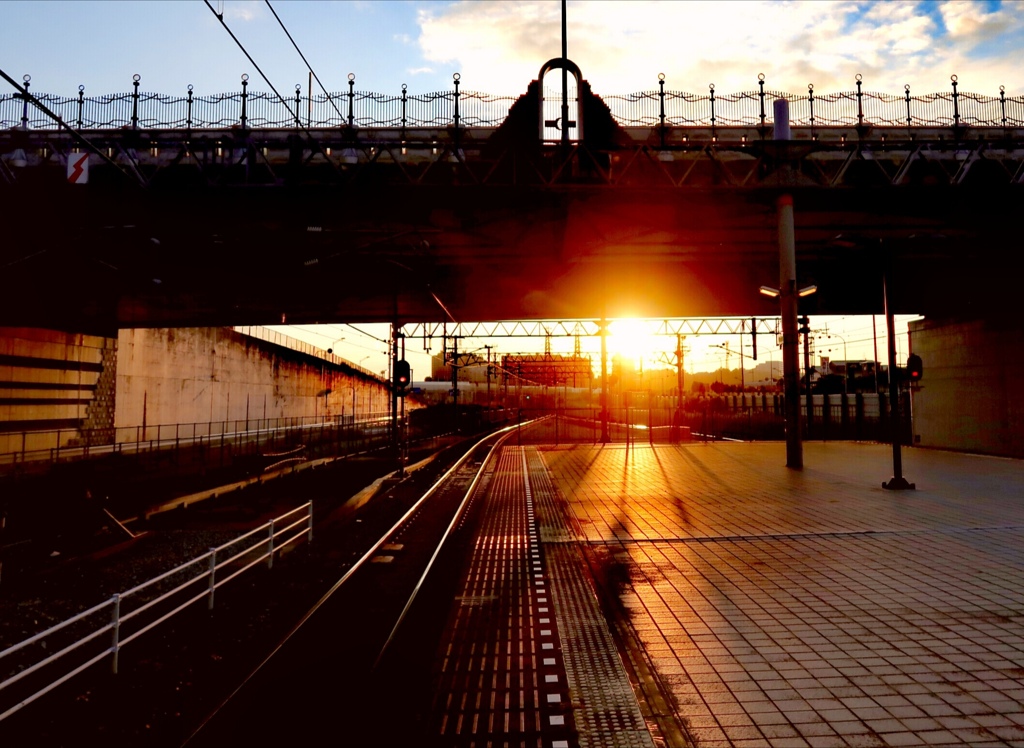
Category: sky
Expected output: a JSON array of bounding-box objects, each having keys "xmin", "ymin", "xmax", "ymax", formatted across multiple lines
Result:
[
  {"xmin": 2, "ymin": 1, "xmax": 1021, "ymax": 98},
  {"xmin": 2, "ymin": 0, "xmax": 1012, "ymax": 379}
]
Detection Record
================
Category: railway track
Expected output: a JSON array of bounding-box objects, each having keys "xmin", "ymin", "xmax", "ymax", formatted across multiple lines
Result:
[
  {"xmin": 0, "ymin": 424, "xmax": 519, "ymax": 747},
  {"xmin": 183, "ymin": 424, "xmax": 520, "ymax": 748}
]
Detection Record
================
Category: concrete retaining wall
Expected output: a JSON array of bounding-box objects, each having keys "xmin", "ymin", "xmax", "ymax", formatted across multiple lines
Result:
[
  {"xmin": 0, "ymin": 327, "xmax": 392, "ymax": 456},
  {"xmin": 909, "ymin": 318, "xmax": 1024, "ymax": 458},
  {"xmin": 115, "ymin": 328, "xmax": 389, "ymax": 430},
  {"xmin": 0, "ymin": 328, "xmax": 115, "ymax": 454}
]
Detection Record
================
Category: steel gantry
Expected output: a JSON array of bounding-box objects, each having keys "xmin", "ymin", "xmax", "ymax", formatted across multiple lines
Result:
[{"xmin": 400, "ymin": 318, "xmax": 779, "ymax": 341}]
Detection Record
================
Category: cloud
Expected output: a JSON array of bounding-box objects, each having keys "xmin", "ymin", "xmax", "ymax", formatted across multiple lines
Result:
[
  {"xmin": 223, "ymin": 0, "xmax": 265, "ymax": 22},
  {"xmin": 415, "ymin": 0, "xmax": 1024, "ymax": 96},
  {"xmin": 407, "ymin": 67, "xmax": 435, "ymax": 76},
  {"xmin": 940, "ymin": 0, "xmax": 1022, "ymax": 49}
]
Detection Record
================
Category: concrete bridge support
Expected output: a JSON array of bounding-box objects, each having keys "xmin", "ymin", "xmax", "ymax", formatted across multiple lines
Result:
[{"xmin": 909, "ymin": 317, "xmax": 1024, "ymax": 458}]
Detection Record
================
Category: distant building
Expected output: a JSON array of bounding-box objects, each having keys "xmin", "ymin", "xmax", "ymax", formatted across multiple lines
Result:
[{"xmin": 500, "ymin": 353, "xmax": 593, "ymax": 388}]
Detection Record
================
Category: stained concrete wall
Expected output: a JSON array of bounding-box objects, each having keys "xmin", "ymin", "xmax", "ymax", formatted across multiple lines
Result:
[
  {"xmin": 909, "ymin": 318, "xmax": 1024, "ymax": 458},
  {"xmin": 115, "ymin": 327, "xmax": 390, "ymax": 431},
  {"xmin": 0, "ymin": 327, "xmax": 116, "ymax": 454},
  {"xmin": 0, "ymin": 327, "xmax": 392, "ymax": 456}
]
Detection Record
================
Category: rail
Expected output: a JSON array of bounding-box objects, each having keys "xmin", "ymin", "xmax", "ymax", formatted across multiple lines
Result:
[
  {"xmin": 3, "ymin": 76, "xmax": 1022, "ymax": 131},
  {"xmin": 0, "ymin": 502, "xmax": 313, "ymax": 722}
]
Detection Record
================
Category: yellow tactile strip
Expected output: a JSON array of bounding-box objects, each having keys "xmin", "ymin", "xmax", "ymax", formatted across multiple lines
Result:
[
  {"xmin": 431, "ymin": 445, "xmax": 574, "ymax": 747},
  {"xmin": 525, "ymin": 447, "xmax": 657, "ymax": 748}
]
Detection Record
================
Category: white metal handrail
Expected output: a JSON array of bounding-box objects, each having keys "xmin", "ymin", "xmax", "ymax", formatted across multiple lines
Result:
[{"xmin": 0, "ymin": 501, "xmax": 313, "ymax": 723}]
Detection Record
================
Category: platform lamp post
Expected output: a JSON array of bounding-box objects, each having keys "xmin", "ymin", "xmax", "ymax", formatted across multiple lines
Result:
[
  {"xmin": 760, "ymin": 283, "xmax": 817, "ymax": 449},
  {"xmin": 882, "ymin": 260, "xmax": 915, "ymax": 490}
]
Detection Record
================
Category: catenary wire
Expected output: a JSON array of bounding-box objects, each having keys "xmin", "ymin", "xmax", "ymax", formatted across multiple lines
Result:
[
  {"xmin": 202, "ymin": 0, "xmax": 342, "ymax": 176},
  {"xmin": 264, "ymin": 0, "xmax": 347, "ymax": 122}
]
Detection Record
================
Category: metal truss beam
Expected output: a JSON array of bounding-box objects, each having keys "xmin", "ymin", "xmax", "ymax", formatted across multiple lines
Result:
[
  {"xmin": 7, "ymin": 127, "xmax": 1024, "ymax": 190},
  {"xmin": 401, "ymin": 317, "xmax": 780, "ymax": 340}
]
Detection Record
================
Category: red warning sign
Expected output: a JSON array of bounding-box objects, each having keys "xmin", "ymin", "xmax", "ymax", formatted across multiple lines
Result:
[{"xmin": 67, "ymin": 153, "xmax": 89, "ymax": 184}]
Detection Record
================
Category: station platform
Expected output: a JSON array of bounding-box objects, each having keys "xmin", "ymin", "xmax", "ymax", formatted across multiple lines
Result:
[{"xmin": 439, "ymin": 440, "xmax": 1024, "ymax": 748}]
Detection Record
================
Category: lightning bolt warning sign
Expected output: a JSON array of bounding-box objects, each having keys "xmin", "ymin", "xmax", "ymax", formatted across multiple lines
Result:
[{"xmin": 67, "ymin": 153, "xmax": 89, "ymax": 184}]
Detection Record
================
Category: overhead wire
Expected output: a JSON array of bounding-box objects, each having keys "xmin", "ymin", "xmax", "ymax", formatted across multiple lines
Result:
[
  {"xmin": 202, "ymin": 0, "xmax": 342, "ymax": 174},
  {"xmin": 203, "ymin": 0, "xmax": 295, "ymax": 121},
  {"xmin": 264, "ymin": 0, "xmax": 347, "ymax": 122},
  {"xmin": 289, "ymin": 324, "xmax": 387, "ymax": 355}
]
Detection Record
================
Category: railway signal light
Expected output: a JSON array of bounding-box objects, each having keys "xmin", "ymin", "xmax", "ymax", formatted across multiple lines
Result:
[
  {"xmin": 906, "ymin": 353, "xmax": 923, "ymax": 383},
  {"xmin": 394, "ymin": 359, "xmax": 411, "ymax": 394}
]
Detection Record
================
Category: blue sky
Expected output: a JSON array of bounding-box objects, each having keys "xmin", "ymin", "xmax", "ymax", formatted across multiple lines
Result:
[
  {"xmin": 3, "ymin": 1, "xmax": 1023, "ymax": 98},
  {"xmin": 2, "ymin": 0, "xmax": 1008, "ymax": 376}
]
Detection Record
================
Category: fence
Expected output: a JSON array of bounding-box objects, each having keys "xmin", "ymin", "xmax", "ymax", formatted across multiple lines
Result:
[
  {"xmin": 0, "ymin": 411, "xmax": 393, "ymax": 476},
  {"xmin": 0, "ymin": 502, "xmax": 312, "ymax": 722},
  {"xmin": 3, "ymin": 76, "xmax": 1022, "ymax": 131},
  {"xmin": 511, "ymin": 392, "xmax": 907, "ymax": 445}
]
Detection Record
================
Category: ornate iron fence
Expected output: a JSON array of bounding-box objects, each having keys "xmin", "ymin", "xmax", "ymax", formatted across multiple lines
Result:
[{"xmin": 3, "ymin": 75, "xmax": 1023, "ymax": 130}]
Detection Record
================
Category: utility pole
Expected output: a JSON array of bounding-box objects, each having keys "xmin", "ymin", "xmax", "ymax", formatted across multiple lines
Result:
[
  {"xmin": 484, "ymin": 344, "xmax": 492, "ymax": 406},
  {"xmin": 600, "ymin": 318, "xmax": 610, "ymax": 443},
  {"xmin": 451, "ymin": 336, "xmax": 459, "ymax": 432},
  {"xmin": 739, "ymin": 320, "xmax": 745, "ymax": 391},
  {"xmin": 390, "ymin": 323, "xmax": 399, "ymax": 453},
  {"xmin": 800, "ymin": 316, "xmax": 813, "ymax": 439},
  {"xmin": 675, "ymin": 334, "xmax": 685, "ymax": 406}
]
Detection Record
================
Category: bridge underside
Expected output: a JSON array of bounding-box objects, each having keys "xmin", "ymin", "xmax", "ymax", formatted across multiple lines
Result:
[{"xmin": 2, "ymin": 175, "xmax": 1017, "ymax": 331}]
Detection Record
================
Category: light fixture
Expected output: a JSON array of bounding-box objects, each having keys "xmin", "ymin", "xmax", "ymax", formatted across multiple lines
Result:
[{"xmin": 759, "ymin": 284, "xmax": 816, "ymax": 298}]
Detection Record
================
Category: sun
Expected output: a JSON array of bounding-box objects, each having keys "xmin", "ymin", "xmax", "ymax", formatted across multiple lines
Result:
[{"xmin": 607, "ymin": 318, "xmax": 662, "ymax": 367}]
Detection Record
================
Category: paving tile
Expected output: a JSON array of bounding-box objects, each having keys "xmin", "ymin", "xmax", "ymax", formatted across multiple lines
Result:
[
  {"xmin": 830, "ymin": 719, "xmax": 871, "ymax": 736},
  {"xmin": 760, "ymin": 723, "xmax": 802, "ymax": 739},
  {"xmin": 913, "ymin": 731, "xmax": 961, "ymax": 746},
  {"xmin": 879, "ymin": 734, "xmax": 927, "ymax": 747},
  {"xmin": 686, "ymin": 726, "xmax": 729, "ymax": 743},
  {"xmin": 803, "ymin": 737, "xmax": 847, "ymax": 748},
  {"xmin": 851, "ymin": 706, "xmax": 894, "ymax": 722},
  {"xmin": 841, "ymin": 732, "xmax": 888, "ymax": 747},
  {"xmin": 988, "ymin": 724, "xmax": 1024, "ymax": 741},
  {"xmin": 886, "ymin": 705, "xmax": 927, "ymax": 720},
  {"xmin": 898, "ymin": 717, "xmax": 943, "ymax": 732},
  {"xmin": 722, "ymin": 724, "xmax": 767, "ymax": 741},
  {"xmin": 536, "ymin": 444, "xmax": 1024, "ymax": 748}
]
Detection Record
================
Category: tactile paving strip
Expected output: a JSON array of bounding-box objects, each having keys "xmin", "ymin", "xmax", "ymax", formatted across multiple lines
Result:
[
  {"xmin": 525, "ymin": 447, "xmax": 657, "ymax": 748},
  {"xmin": 430, "ymin": 445, "xmax": 575, "ymax": 747}
]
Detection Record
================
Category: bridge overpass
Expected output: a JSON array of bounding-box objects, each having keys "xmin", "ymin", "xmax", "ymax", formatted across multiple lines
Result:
[{"xmin": 1, "ymin": 70, "xmax": 1021, "ymax": 330}]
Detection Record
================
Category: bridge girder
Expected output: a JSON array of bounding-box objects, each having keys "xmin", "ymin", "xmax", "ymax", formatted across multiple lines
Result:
[{"xmin": 1, "ymin": 127, "xmax": 1019, "ymax": 331}]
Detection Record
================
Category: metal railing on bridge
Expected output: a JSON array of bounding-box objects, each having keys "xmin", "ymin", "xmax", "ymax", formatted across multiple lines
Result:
[{"xmin": 3, "ymin": 75, "xmax": 1023, "ymax": 131}]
